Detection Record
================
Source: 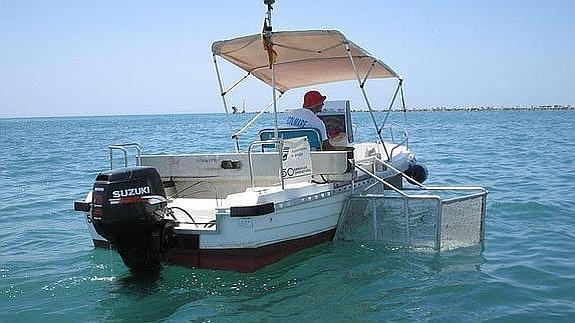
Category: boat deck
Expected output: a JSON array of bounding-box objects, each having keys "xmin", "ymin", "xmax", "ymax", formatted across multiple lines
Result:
[{"xmin": 169, "ymin": 198, "xmax": 221, "ymax": 230}]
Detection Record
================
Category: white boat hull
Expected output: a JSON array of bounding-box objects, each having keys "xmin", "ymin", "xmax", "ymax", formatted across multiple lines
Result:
[{"xmin": 80, "ymin": 142, "xmax": 414, "ymax": 271}]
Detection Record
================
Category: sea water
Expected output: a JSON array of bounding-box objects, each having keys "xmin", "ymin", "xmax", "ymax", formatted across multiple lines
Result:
[{"xmin": 1, "ymin": 110, "xmax": 574, "ymax": 322}]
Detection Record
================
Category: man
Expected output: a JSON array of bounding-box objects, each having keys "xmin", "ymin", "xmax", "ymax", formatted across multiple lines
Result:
[{"xmin": 285, "ymin": 90, "xmax": 341, "ymax": 151}]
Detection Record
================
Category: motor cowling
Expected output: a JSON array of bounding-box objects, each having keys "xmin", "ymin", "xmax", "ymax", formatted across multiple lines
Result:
[
  {"xmin": 404, "ymin": 163, "xmax": 429, "ymax": 185},
  {"xmin": 90, "ymin": 166, "xmax": 175, "ymax": 273}
]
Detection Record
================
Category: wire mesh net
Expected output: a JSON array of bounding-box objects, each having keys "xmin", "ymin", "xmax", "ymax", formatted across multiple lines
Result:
[
  {"xmin": 440, "ymin": 197, "xmax": 484, "ymax": 250},
  {"xmin": 335, "ymin": 193, "xmax": 485, "ymax": 251}
]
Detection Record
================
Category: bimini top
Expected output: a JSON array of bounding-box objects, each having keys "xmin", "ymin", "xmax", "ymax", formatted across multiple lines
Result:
[{"xmin": 212, "ymin": 30, "xmax": 400, "ymax": 92}]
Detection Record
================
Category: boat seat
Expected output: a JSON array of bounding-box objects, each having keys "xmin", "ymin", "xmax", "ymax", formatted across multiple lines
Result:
[{"xmin": 258, "ymin": 128, "xmax": 323, "ymax": 151}]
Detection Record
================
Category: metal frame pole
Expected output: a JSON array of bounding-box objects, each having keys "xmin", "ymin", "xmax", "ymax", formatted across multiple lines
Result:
[
  {"xmin": 379, "ymin": 79, "xmax": 402, "ymax": 135},
  {"xmin": 264, "ymin": 2, "xmax": 283, "ymax": 189},
  {"xmin": 224, "ymin": 73, "xmax": 250, "ymax": 95},
  {"xmin": 212, "ymin": 54, "xmax": 237, "ymax": 152},
  {"xmin": 345, "ymin": 44, "xmax": 390, "ymax": 160},
  {"xmin": 399, "ymin": 80, "xmax": 407, "ymax": 113},
  {"xmin": 248, "ymin": 139, "xmax": 284, "ymax": 190},
  {"xmin": 399, "ymin": 81, "xmax": 409, "ymax": 149},
  {"xmin": 233, "ymin": 92, "xmax": 284, "ymax": 139},
  {"xmin": 265, "ymin": 7, "xmax": 279, "ymax": 142}
]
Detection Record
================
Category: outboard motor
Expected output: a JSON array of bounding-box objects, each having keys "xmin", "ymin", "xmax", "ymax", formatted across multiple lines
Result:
[
  {"xmin": 90, "ymin": 166, "xmax": 176, "ymax": 273},
  {"xmin": 404, "ymin": 163, "xmax": 429, "ymax": 185}
]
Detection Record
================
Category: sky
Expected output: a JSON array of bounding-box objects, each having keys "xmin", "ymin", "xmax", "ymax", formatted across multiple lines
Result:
[{"xmin": 0, "ymin": 0, "xmax": 574, "ymax": 118}]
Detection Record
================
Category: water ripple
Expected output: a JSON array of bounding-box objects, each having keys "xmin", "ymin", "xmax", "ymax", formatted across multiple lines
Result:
[{"xmin": 1, "ymin": 111, "xmax": 575, "ymax": 321}]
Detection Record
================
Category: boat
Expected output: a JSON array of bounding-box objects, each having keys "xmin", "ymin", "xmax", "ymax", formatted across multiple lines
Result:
[{"xmin": 74, "ymin": 1, "xmax": 487, "ymax": 273}]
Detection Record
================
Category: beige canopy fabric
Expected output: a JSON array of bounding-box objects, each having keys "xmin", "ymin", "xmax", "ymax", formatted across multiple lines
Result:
[{"xmin": 212, "ymin": 30, "xmax": 400, "ymax": 92}]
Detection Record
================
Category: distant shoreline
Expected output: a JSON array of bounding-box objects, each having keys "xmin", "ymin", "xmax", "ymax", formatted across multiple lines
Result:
[
  {"xmin": 351, "ymin": 104, "xmax": 575, "ymax": 113},
  {"xmin": 1, "ymin": 104, "xmax": 574, "ymax": 119}
]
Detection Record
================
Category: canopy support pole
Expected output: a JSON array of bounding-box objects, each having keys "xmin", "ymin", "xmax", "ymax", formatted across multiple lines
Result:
[
  {"xmin": 378, "ymin": 79, "xmax": 402, "ymax": 135},
  {"xmin": 223, "ymin": 73, "xmax": 251, "ymax": 96},
  {"xmin": 232, "ymin": 91, "xmax": 285, "ymax": 149},
  {"xmin": 271, "ymin": 68, "xmax": 279, "ymax": 142},
  {"xmin": 265, "ymin": 10, "xmax": 279, "ymax": 143},
  {"xmin": 264, "ymin": 0, "xmax": 283, "ymax": 189},
  {"xmin": 212, "ymin": 54, "xmax": 236, "ymax": 152},
  {"xmin": 399, "ymin": 80, "xmax": 408, "ymax": 149},
  {"xmin": 223, "ymin": 73, "xmax": 251, "ymax": 152},
  {"xmin": 345, "ymin": 44, "xmax": 390, "ymax": 161},
  {"xmin": 361, "ymin": 60, "xmax": 377, "ymax": 87}
]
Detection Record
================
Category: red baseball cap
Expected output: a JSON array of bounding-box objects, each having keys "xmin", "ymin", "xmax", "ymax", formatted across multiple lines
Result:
[{"xmin": 303, "ymin": 90, "xmax": 326, "ymax": 108}]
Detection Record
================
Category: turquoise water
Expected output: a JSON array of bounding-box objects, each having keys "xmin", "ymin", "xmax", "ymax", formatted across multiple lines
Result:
[{"xmin": 1, "ymin": 110, "xmax": 574, "ymax": 322}]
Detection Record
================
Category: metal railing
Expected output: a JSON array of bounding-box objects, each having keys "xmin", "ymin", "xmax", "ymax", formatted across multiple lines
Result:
[
  {"xmin": 355, "ymin": 155, "xmax": 488, "ymax": 197},
  {"xmin": 354, "ymin": 163, "xmax": 409, "ymax": 197},
  {"xmin": 380, "ymin": 122, "xmax": 409, "ymax": 157},
  {"xmin": 108, "ymin": 143, "xmax": 141, "ymax": 169},
  {"xmin": 247, "ymin": 139, "xmax": 285, "ymax": 190}
]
